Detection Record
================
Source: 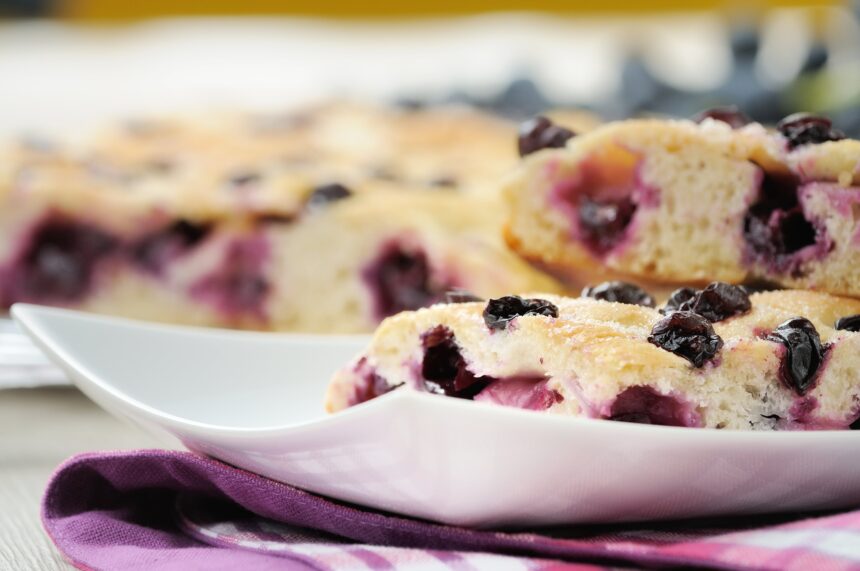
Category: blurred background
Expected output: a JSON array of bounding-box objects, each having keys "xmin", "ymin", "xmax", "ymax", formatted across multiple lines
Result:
[{"xmin": 0, "ymin": 1, "xmax": 858, "ymax": 136}]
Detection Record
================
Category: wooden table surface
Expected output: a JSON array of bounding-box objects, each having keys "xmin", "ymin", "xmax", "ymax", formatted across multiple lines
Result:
[{"xmin": 0, "ymin": 387, "xmax": 169, "ymax": 570}]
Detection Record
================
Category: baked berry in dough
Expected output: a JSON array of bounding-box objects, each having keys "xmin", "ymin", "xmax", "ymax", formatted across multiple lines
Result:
[
  {"xmin": 503, "ymin": 113, "xmax": 860, "ymax": 297},
  {"xmin": 327, "ymin": 283, "xmax": 860, "ymax": 430}
]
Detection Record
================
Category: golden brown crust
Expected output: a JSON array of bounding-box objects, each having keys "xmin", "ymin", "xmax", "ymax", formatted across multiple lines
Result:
[{"xmin": 328, "ymin": 289, "xmax": 860, "ymax": 430}]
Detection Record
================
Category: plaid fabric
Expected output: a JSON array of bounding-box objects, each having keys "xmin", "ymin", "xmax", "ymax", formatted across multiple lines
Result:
[{"xmin": 42, "ymin": 450, "xmax": 860, "ymax": 570}]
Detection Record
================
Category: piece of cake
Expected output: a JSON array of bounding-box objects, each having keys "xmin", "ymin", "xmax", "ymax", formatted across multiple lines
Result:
[
  {"xmin": 504, "ymin": 111, "xmax": 860, "ymax": 297},
  {"xmin": 326, "ymin": 281, "xmax": 860, "ymax": 430},
  {"xmin": 0, "ymin": 103, "xmax": 562, "ymax": 332}
]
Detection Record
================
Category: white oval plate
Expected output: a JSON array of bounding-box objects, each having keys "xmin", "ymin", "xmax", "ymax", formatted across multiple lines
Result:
[{"xmin": 13, "ymin": 303, "xmax": 860, "ymax": 528}]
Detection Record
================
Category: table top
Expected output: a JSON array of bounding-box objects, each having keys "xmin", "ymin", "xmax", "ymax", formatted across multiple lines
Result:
[{"xmin": 0, "ymin": 387, "xmax": 169, "ymax": 570}]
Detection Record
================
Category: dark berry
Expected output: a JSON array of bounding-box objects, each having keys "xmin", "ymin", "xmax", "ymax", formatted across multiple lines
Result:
[
  {"xmin": 131, "ymin": 220, "xmax": 211, "ymax": 274},
  {"xmin": 581, "ymin": 281, "xmax": 655, "ymax": 307},
  {"xmin": 363, "ymin": 245, "xmax": 447, "ymax": 320},
  {"xmin": 443, "ymin": 289, "xmax": 482, "ymax": 304},
  {"xmin": 835, "ymin": 315, "xmax": 860, "ymax": 332},
  {"xmin": 517, "ymin": 116, "xmax": 575, "ymax": 157},
  {"xmin": 420, "ymin": 325, "xmax": 492, "ymax": 398},
  {"xmin": 6, "ymin": 218, "xmax": 118, "ymax": 304},
  {"xmin": 661, "ymin": 287, "xmax": 697, "ymax": 314},
  {"xmin": 743, "ymin": 167, "xmax": 824, "ymax": 276},
  {"xmin": 851, "ymin": 416, "xmax": 860, "ymax": 430},
  {"xmin": 428, "ymin": 175, "xmax": 457, "ymax": 188},
  {"xmin": 767, "ymin": 317, "xmax": 825, "ymax": 395},
  {"xmin": 483, "ymin": 295, "xmax": 559, "ymax": 331},
  {"xmin": 306, "ymin": 183, "xmax": 352, "ymax": 209},
  {"xmin": 647, "ymin": 311, "xmax": 724, "ymax": 367},
  {"xmin": 692, "ymin": 106, "xmax": 751, "ymax": 129},
  {"xmin": 681, "ymin": 282, "xmax": 751, "ymax": 323},
  {"xmin": 228, "ymin": 172, "xmax": 261, "ymax": 187},
  {"xmin": 777, "ymin": 113, "xmax": 845, "ymax": 150},
  {"xmin": 577, "ymin": 195, "xmax": 637, "ymax": 255},
  {"xmin": 607, "ymin": 386, "xmax": 695, "ymax": 427}
]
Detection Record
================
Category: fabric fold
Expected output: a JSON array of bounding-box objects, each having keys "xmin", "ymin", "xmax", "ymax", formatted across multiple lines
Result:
[{"xmin": 41, "ymin": 449, "xmax": 860, "ymax": 571}]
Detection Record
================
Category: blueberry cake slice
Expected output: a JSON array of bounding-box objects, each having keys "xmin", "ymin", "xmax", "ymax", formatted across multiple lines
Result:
[
  {"xmin": 327, "ymin": 282, "xmax": 860, "ymax": 430},
  {"xmin": 504, "ymin": 112, "xmax": 860, "ymax": 297},
  {"xmin": 0, "ymin": 103, "xmax": 561, "ymax": 332}
]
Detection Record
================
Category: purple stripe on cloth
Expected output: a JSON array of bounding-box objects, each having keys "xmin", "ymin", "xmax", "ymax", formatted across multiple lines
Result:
[
  {"xmin": 41, "ymin": 450, "xmax": 860, "ymax": 571},
  {"xmin": 344, "ymin": 547, "xmax": 396, "ymax": 570}
]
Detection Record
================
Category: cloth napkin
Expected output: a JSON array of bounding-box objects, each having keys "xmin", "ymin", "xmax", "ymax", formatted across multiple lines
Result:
[{"xmin": 43, "ymin": 450, "xmax": 860, "ymax": 571}]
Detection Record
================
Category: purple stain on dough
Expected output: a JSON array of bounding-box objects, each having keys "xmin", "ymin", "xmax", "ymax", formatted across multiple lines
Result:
[
  {"xmin": 809, "ymin": 182, "xmax": 860, "ymax": 245},
  {"xmin": 549, "ymin": 149, "xmax": 657, "ymax": 258},
  {"xmin": 190, "ymin": 234, "xmax": 270, "ymax": 319},
  {"xmin": 789, "ymin": 397, "xmax": 819, "ymax": 424},
  {"xmin": 347, "ymin": 358, "xmax": 402, "ymax": 406},
  {"xmin": 603, "ymin": 385, "xmax": 702, "ymax": 427},
  {"xmin": 474, "ymin": 377, "xmax": 563, "ymax": 410}
]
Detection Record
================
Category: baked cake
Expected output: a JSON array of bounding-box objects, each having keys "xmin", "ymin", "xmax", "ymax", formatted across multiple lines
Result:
[
  {"xmin": 327, "ymin": 281, "xmax": 860, "ymax": 430},
  {"xmin": 0, "ymin": 103, "xmax": 563, "ymax": 332},
  {"xmin": 504, "ymin": 111, "xmax": 860, "ymax": 297}
]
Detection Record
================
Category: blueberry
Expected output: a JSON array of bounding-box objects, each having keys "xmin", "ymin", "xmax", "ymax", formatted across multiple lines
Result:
[
  {"xmin": 767, "ymin": 317, "xmax": 825, "ymax": 395},
  {"xmin": 228, "ymin": 172, "xmax": 262, "ymax": 187},
  {"xmin": 421, "ymin": 325, "xmax": 492, "ymax": 398},
  {"xmin": 428, "ymin": 175, "xmax": 458, "ymax": 188},
  {"xmin": 483, "ymin": 295, "xmax": 559, "ymax": 331},
  {"xmin": 443, "ymin": 289, "xmax": 483, "ymax": 304},
  {"xmin": 517, "ymin": 116, "xmax": 575, "ymax": 157},
  {"xmin": 835, "ymin": 315, "xmax": 860, "ymax": 332},
  {"xmin": 743, "ymin": 167, "xmax": 822, "ymax": 275},
  {"xmin": 577, "ymin": 196, "xmax": 636, "ymax": 255},
  {"xmin": 306, "ymin": 183, "xmax": 352, "ymax": 209},
  {"xmin": 661, "ymin": 287, "xmax": 697, "ymax": 315},
  {"xmin": 647, "ymin": 311, "xmax": 724, "ymax": 367},
  {"xmin": 363, "ymin": 246, "xmax": 447, "ymax": 320},
  {"xmin": 776, "ymin": 113, "xmax": 845, "ymax": 150},
  {"xmin": 131, "ymin": 220, "xmax": 211, "ymax": 274},
  {"xmin": 692, "ymin": 106, "xmax": 751, "ymax": 129},
  {"xmin": 7, "ymin": 218, "xmax": 118, "ymax": 304},
  {"xmin": 581, "ymin": 281, "xmax": 655, "ymax": 307},
  {"xmin": 678, "ymin": 282, "xmax": 751, "ymax": 323}
]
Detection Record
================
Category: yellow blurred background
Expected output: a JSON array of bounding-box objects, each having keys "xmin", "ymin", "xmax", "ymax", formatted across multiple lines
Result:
[{"xmin": 0, "ymin": 0, "xmax": 846, "ymax": 19}]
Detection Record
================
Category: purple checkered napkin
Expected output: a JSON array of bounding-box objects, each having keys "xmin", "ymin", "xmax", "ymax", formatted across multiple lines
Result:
[{"xmin": 42, "ymin": 450, "xmax": 860, "ymax": 570}]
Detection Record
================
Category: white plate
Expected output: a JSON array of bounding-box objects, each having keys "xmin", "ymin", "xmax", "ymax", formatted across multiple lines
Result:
[{"xmin": 13, "ymin": 303, "xmax": 860, "ymax": 528}]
